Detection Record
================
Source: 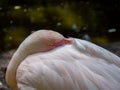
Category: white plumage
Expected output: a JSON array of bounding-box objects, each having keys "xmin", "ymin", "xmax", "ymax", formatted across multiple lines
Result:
[{"xmin": 6, "ymin": 30, "xmax": 120, "ymax": 90}]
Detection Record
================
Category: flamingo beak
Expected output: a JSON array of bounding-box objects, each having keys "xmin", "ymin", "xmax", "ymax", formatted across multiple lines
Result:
[
  {"xmin": 64, "ymin": 38, "xmax": 73, "ymax": 44},
  {"xmin": 54, "ymin": 38, "xmax": 73, "ymax": 47}
]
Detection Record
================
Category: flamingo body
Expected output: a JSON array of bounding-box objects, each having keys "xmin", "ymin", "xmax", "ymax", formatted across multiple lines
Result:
[
  {"xmin": 6, "ymin": 30, "xmax": 120, "ymax": 90},
  {"xmin": 16, "ymin": 38, "xmax": 120, "ymax": 90}
]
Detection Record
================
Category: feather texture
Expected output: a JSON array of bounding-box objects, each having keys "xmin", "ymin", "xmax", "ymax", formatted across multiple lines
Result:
[{"xmin": 16, "ymin": 38, "xmax": 120, "ymax": 90}]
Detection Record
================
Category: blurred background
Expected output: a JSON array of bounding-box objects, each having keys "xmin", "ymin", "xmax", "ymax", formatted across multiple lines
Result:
[{"xmin": 0, "ymin": 0, "xmax": 120, "ymax": 53}]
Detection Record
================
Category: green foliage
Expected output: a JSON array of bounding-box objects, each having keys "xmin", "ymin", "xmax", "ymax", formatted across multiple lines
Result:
[
  {"xmin": 45, "ymin": 5, "xmax": 83, "ymax": 29},
  {"xmin": 3, "ymin": 27, "xmax": 29, "ymax": 49},
  {"xmin": 1, "ymin": 1, "xmax": 117, "ymax": 52},
  {"xmin": 91, "ymin": 36, "xmax": 109, "ymax": 44},
  {"xmin": 3, "ymin": 2, "xmax": 100, "ymax": 31},
  {"xmin": 27, "ymin": 7, "xmax": 46, "ymax": 23}
]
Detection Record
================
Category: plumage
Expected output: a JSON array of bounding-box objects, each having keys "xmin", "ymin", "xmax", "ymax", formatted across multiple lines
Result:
[{"xmin": 6, "ymin": 30, "xmax": 120, "ymax": 90}]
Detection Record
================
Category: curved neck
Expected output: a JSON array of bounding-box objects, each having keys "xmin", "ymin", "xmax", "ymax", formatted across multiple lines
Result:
[{"xmin": 6, "ymin": 46, "xmax": 29, "ymax": 90}]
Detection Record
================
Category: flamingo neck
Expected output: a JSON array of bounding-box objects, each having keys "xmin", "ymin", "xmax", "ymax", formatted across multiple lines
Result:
[{"xmin": 6, "ymin": 48, "xmax": 29, "ymax": 90}]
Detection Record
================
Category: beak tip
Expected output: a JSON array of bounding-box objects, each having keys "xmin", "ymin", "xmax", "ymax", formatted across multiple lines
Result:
[{"xmin": 64, "ymin": 38, "xmax": 73, "ymax": 44}]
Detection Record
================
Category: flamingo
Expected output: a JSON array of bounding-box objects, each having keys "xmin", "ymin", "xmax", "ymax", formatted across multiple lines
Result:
[{"xmin": 6, "ymin": 30, "xmax": 120, "ymax": 90}]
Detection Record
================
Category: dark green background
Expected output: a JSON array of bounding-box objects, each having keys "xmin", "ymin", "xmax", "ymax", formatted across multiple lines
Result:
[{"xmin": 0, "ymin": 0, "xmax": 120, "ymax": 52}]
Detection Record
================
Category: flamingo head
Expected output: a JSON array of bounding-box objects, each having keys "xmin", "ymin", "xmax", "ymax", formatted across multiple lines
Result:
[
  {"xmin": 45, "ymin": 31, "xmax": 72, "ymax": 47},
  {"xmin": 23, "ymin": 30, "xmax": 73, "ymax": 53}
]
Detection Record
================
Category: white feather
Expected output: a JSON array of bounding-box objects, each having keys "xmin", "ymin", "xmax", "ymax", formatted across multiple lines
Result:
[{"xmin": 16, "ymin": 38, "xmax": 120, "ymax": 90}]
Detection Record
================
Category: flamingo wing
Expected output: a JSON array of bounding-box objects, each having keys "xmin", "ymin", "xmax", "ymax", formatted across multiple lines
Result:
[{"xmin": 16, "ymin": 38, "xmax": 120, "ymax": 90}]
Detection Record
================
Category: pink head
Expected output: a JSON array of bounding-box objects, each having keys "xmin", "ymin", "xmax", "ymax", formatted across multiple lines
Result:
[
  {"xmin": 21, "ymin": 30, "xmax": 73, "ymax": 53},
  {"xmin": 39, "ymin": 30, "xmax": 72, "ymax": 49}
]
